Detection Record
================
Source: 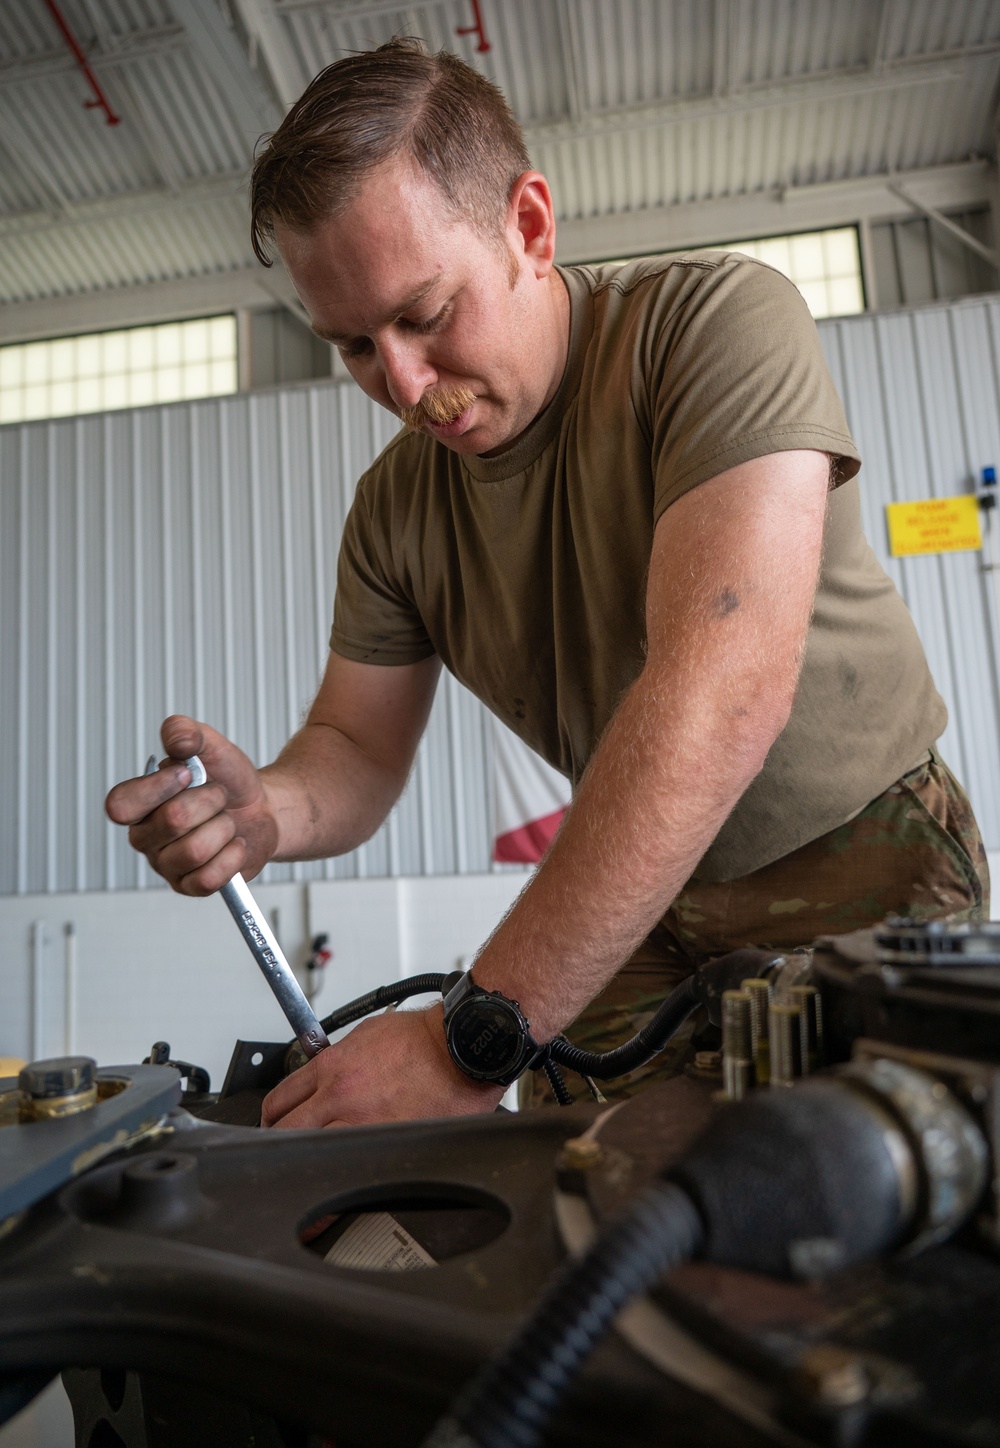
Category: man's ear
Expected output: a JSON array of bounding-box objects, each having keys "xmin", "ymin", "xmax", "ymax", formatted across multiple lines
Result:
[{"xmin": 506, "ymin": 171, "xmax": 558, "ymax": 279}]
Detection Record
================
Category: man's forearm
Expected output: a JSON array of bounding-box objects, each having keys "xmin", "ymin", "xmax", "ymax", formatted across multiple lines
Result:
[
  {"xmin": 471, "ymin": 662, "xmax": 790, "ymax": 1040},
  {"xmin": 259, "ymin": 652, "xmax": 441, "ymax": 866},
  {"xmin": 261, "ymin": 720, "xmax": 408, "ymax": 862}
]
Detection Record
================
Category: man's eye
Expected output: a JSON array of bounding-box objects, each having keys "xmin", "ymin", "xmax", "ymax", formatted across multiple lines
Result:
[
  {"xmin": 406, "ymin": 305, "xmax": 450, "ymax": 335},
  {"xmin": 341, "ymin": 337, "xmax": 373, "ymax": 360}
]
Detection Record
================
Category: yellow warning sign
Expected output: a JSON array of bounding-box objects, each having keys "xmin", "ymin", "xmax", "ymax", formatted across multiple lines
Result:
[{"xmin": 885, "ymin": 495, "xmax": 982, "ymax": 557}]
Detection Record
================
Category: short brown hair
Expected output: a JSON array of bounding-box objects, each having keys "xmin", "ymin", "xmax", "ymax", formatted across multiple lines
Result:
[{"xmin": 250, "ymin": 38, "xmax": 531, "ymax": 266}]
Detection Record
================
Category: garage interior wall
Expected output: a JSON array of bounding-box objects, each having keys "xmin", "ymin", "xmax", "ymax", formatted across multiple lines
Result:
[
  {"xmin": 868, "ymin": 206, "xmax": 999, "ymax": 308},
  {"xmin": 3, "ymin": 285, "xmax": 1000, "ymax": 1074}
]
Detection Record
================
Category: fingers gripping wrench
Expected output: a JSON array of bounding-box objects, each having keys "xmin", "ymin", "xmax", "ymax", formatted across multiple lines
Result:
[{"xmin": 146, "ymin": 754, "xmax": 330, "ymax": 1059}]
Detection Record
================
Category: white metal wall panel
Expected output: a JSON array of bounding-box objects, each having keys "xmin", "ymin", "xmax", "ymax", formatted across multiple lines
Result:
[
  {"xmin": 3, "ymin": 290, "xmax": 1000, "ymax": 896},
  {"xmin": 0, "ymin": 378, "xmax": 508, "ymax": 895},
  {"xmin": 818, "ymin": 295, "xmax": 1000, "ymax": 850}
]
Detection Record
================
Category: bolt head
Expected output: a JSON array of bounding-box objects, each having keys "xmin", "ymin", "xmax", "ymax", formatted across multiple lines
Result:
[
  {"xmin": 19, "ymin": 1056, "xmax": 96, "ymax": 1100},
  {"xmin": 560, "ymin": 1135, "xmax": 602, "ymax": 1170},
  {"xmin": 694, "ymin": 1050, "xmax": 722, "ymax": 1072}
]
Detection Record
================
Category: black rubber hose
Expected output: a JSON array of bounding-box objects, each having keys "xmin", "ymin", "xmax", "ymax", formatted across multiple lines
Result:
[
  {"xmin": 546, "ymin": 974, "xmax": 698, "ymax": 1079},
  {"xmin": 541, "ymin": 1054, "xmax": 574, "ymax": 1106},
  {"xmin": 422, "ymin": 1072, "xmax": 943, "ymax": 1448},
  {"xmin": 422, "ymin": 1182, "xmax": 704, "ymax": 1448},
  {"xmin": 319, "ymin": 973, "xmax": 447, "ymax": 1035}
]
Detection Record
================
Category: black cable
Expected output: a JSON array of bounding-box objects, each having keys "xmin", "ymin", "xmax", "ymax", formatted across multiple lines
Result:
[
  {"xmin": 314, "ymin": 949, "xmax": 775, "ymax": 1086},
  {"xmin": 546, "ymin": 974, "xmax": 698, "ymax": 1079},
  {"xmin": 318, "ymin": 973, "xmax": 447, "ymax": 1035},
  {"xmin": 422, "ymin": 1181, "xmax": 705, "ymax": 1448},
  {"xmin": 541, "ymin": 1054, "xmax": 574, "ymax": 1106},
  {"xmin": 312, "ymin": 973, "xmax": 697, "ymax": 1098},
  {"xmin": 423, "ymin": 1069, "xmax": 957, "ymax": 1448}
]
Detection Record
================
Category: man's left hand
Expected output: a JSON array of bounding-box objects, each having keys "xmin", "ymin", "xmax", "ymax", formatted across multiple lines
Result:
[{"xmin": 260, "ymin": 1005, "xmax": 504, "ymax": 1128}]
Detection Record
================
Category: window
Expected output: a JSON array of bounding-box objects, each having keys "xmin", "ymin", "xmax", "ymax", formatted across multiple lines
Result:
[
  {"xmin": 612, "ymin": 225, "xmax": 865, "ymax": 320},
  {"xmin": 0, "ymin": 315, "xmax": 238, "ymax": 426},
  {"xmin": 716, "ymin": 226, "xmax": 864, "ymax": 319}
]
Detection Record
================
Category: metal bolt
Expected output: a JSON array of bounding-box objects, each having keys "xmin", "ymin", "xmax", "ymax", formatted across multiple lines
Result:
[
  {"xmin": 741, "ymin": 978, "xmax": 772, "ymax": 1084},
  {"xmin": 769, "ymin": 1003, "xmax": 804, "ymax": 1087},
  {"xmin": 790, "ymin": 984, "xmax": 823, "ymax": 1073},
  {"xmin": 560, "ymin": 1135, "xmax": 603, "ymax": 1170},
  {"xmin": 796, "ymin": 1345, "xmax": 870, "ymax": 1407},
  {"xmin": 18, "ymin": 1056, "xmax": 97, "ymax": 1121},
  {"xmin": 722, "ymin": 990, "xmax": 755, "ymax": 1100},
  {"xmin": 19, "ymin": 1056, "xmax": 95, "ymax": 1099}
]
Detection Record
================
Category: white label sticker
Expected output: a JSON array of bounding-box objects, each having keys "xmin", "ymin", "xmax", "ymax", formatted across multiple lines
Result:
[{"xmin": 324, "ymin": 1211, "xmax": 437, "ymax": 1272}]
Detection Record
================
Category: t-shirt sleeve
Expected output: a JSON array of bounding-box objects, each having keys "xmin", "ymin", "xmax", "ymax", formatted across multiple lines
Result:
[
  {"xmin": 330, "ymin": 486, "xmax": 436, "ymax": 665},
  {"xmin": 646, "ymin": 256, "xmax": 861, "ymax": 522}
]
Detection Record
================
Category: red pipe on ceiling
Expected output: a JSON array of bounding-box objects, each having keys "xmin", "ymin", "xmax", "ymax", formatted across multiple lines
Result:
[
  {"xmin": 42, "ymin": 0, "xmax": 121, "ymax": 126},
  {"xmin": 455, "ymin": 0, "xmax": 491, "ymax": 54}
]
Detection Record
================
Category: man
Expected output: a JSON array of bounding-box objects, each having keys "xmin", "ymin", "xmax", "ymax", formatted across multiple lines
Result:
[{"xmin": 106, "ymin": 39, "xmax": 988, "ymax": 1128}]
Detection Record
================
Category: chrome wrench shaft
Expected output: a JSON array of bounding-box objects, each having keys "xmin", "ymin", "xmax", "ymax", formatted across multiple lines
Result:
[
  {"xmin": 217, "ymin": 871, "xmax": 330, "ymax": 1058},
  {"xmin": 146, "ymin": 753, "xmax": 330, "ymax": 1058}
]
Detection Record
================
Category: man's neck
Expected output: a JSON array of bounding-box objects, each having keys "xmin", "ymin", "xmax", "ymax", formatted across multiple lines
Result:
[
  {"xmin": 542, "ymin": 266, "xmax": 571, "ymax": 407},
  {"xmin": 480, "ymin": 269, "xmax": 572, "ymax": 459}
]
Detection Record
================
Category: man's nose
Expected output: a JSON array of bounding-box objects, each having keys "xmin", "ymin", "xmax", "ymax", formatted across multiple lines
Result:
[{"xmin": 377, "ymin": 335, "xmax": 437, "ymax": 410}]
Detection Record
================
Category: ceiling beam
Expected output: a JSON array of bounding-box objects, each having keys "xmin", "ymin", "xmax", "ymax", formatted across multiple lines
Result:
[
  {"xmin": 0, "ymin": 25, "xmax": 186, "ymax": 88},
  {"xmin": 0, "ymin": 173, "xmax": 249, "ymax": 240},
  {"xmin": 274, "ymin": 0, "xmax": 445, "ymax": 15},
  {"xmin": 712, "ymin": 0, "xmax": 729, "ymax": 99},
  {"xmin": 554, "ymin": 0, "xmax": 584, "ymax": 124},
  {"xmin": 231, "ymin": 0, "xmax": 308, "ymax": 110},
  {"xmin": 169, "ymin": 0, "xmax": 281, "ymax": 152},
  {"xmin": 71, "ymin": 1, "xmax": 184, "ymax": 192},
  {"xmin": 1, "ymin": 158, "xmax": 991, "ymax": 256},
  {"xmin": 868, "ymin": 0, "xmax": 894, "ymax": 75},
  {"xmin": 0, "ymin": 265, "xmax": 290, "ymax": 344},
  {"xmin": 887, "ymin": 180, "xmax": 1000, "ymax": 269},
  {"xmin": 526, "ymin": 53, "xmax": 985, "ymax": 147},
  {"xmin": 554, "ymin": 161, "xmax": 997, "ymax": 264}
]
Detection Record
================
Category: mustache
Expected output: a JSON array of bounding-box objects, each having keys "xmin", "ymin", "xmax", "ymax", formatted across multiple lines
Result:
[{"xmin": 400, "ymin": 385, "xmax": 476, "ymax": 432}]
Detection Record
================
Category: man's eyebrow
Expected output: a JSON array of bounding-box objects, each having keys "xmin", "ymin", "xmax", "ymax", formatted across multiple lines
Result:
[{"xmin": 313, "ymin": 277, "xmax": 440, "ymax": 345}]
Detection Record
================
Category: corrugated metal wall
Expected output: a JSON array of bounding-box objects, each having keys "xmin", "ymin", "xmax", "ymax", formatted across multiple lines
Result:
[
  {"xmin": 819, "ymin": 293, "xmax": 1000, "ymax": 848},
  {"xmin": 0, "ymin": 384, "xmax": 496, "ymax": 893},
  {"xmin": 2, "ymin": 289, "xmax": 999, "ymax": 895}
]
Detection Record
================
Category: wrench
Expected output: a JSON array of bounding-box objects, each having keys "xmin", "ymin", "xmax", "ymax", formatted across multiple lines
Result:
[{"xmin": 145, "ymin": 754, "xmax": 330, "ymax": 1059}]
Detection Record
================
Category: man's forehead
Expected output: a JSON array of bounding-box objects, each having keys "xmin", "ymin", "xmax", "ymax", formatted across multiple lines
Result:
[
  {"xmin": 276, "ymin": 184, "xmax": 471, "ymax": 343},
  {"xmin": 311, "ymin": 274, "xmax": 442, "ymax": 344}
]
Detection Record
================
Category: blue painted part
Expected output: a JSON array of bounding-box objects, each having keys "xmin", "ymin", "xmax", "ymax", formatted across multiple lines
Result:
[{"xmin": 0, "ymin": 1065, "xmax": 181, "ymax": 1221}]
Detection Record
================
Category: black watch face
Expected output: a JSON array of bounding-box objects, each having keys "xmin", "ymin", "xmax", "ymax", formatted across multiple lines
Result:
[{"xmin": 450, "ymin": 998, "xmax": 525, "ymax": 1080}]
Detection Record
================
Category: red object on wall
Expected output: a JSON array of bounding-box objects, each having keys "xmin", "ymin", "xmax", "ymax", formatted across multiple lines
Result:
[
  {"xmin": 455, "ymin": 0, "xmax": 491, "ymax": 54},
  {"xmin": 491, "ymin": 719, "xmax": 571, "ymax": 865},
  {"xmin": 494, "ymin": 809, "xmax": 567, "ymax": 865},
  {"xmin": 43, "ymin": 0, "xmax": 121, "ymax": 126}
]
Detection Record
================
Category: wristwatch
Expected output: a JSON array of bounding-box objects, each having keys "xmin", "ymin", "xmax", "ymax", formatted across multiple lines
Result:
[{"xmin": 441, "ymin": 970, "xmax": 547, "ymax": 1086}]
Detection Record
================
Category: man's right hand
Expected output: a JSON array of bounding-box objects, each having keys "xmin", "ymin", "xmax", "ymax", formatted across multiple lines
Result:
[{"xmin": 105, "ymin": 716, "xmax": 278, "ymax": 895}]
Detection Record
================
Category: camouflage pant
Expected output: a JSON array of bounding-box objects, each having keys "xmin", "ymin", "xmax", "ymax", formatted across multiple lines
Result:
[{"xmin": 521, "ymin": 750, "xmax": 989, "ymax": 1109}]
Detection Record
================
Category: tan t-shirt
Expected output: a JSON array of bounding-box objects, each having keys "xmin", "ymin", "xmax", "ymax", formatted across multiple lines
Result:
[{"xmin": 331, "ymin": 254, "xmax": 947, "ymax": 881}]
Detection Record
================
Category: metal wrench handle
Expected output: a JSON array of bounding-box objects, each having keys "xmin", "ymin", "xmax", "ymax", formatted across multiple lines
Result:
[
  {"xmin": 217, "ymin": 873, "xmax": 329, "ymax": 1058},
  {"xmin": 146, "ymin": 752, "xmax": 330, "ymax": 1059}
]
